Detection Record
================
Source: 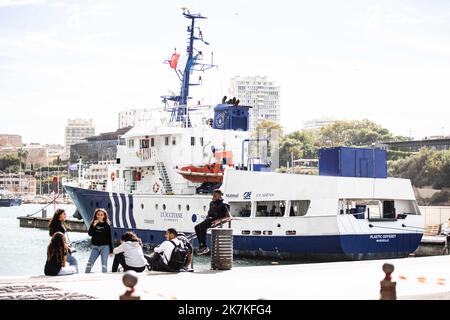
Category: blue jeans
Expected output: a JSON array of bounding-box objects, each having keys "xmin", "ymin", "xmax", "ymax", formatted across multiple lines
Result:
[
  {"xmin": 85, "ymin": 245, "xmax": 110, "ymax": 273},
  {"xmin": 67, "ymin": 252, "xmax": 79, "ymax": 273}
]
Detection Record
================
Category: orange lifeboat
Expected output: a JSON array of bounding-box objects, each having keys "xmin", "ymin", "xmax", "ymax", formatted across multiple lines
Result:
[{"xmin": 176, "ymin": 150, "xmax": 233, "ymax": 183}]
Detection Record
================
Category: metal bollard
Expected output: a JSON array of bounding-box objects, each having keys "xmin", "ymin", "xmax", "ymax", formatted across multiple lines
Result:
[
  {"xmin": 380, "ymin": 263, "xmax": 396, "ymax": 300},
  {"xmin": 120, "ymin": 271, "xmax": 140, "ymax": 300},
  {"xmin": 211, "ymin": 228, "xmax": 233, "ymax": 270},
  {"xmin": 42, "ymin": 209, "xmax": 47, "ymax": 218}
]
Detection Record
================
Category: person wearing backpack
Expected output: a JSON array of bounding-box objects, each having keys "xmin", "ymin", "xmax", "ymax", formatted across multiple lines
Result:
[
  {"xmin": 176, "ymin": 232, "xmax": 194, "ymax": 271},
  {"xmin": 147, "ymin": 228, "xmax": 187, "ymax": 272}
]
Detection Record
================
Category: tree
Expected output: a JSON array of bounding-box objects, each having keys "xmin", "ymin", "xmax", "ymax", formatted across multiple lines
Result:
[
  {"xmin": 0, "ymin": 154, "xmax": 21, "ymax": 172},
  {"xmin": 388, "ymin": 148, "xmax": 450, "ymax": 189},
  {"xmin": 255, "ymin": 120, "xmax": 283, "ymax": 136},
  {"xmin": 319, "ymin": 119, "xmax": 393, "ymax": 147},
  {"xmin": 279, "ymin": 130, "xmax": 318, "ymax": 167},
  {"xmin": 17, "ymin": 148, "xmax": 28, "ymax": 171}
]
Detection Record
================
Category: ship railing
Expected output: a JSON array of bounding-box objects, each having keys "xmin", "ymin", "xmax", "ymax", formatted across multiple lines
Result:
[
  {"xmin": 112, "ymin": 181, "xmax": 161, "ymax": 194},
  {"xmin": 138, "ymin": 148, "xmax": 151, "ymax": 161},
  {"xmin": 135, "ymin": 105, "xmax": 214, "ymax": 129}
]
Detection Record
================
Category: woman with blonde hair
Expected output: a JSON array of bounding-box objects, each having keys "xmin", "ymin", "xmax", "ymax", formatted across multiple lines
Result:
[{"xmin": 85, "ymin": 208, "xmax": 113, "ymax": 273}]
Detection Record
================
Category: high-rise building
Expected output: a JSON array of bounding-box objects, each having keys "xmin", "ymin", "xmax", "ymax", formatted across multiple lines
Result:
[
  {"xmin": 64, "ymin": 119, "xmax": 95, "ymax": 160},
  {"xmin": 118, "ymin": 109, "xmax": 151, "ymax": 129},
  {"xmin": 228, "ymin": 76, "xmax": 280, "ymax": 130}
]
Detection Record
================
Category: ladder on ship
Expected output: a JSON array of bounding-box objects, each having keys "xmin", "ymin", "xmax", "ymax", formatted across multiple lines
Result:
[
  {"xmin": 150, "ymin": 148, "xmax": 173, "ymax": 194},
  {"xmin": 156, "ymin": 161, "xmax": 173, "ymax": 194}
]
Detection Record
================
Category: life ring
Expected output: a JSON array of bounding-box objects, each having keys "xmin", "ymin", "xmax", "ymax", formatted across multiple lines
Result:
[
  {"xmin": 110, "ymin": 172, "xmax": 115, "ymax": 182},
  {"xmin": 152, "ymin": 182, "xmax": 160, "ymax": 193}
]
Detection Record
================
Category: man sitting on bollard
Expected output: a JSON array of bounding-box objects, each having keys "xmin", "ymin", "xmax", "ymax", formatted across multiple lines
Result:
[
  {"xmin": 195, "ymin": 189, "xmax": 231, "ymax": 255},
  {"xmin": 147, "ymin": 228, "xmax": 188, "ymax": 272}
]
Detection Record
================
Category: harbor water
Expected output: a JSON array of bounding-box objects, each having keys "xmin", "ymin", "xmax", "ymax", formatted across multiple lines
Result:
[{"xmin": 0, "ymin": 204, "xmax": 279, "ymax": 277}]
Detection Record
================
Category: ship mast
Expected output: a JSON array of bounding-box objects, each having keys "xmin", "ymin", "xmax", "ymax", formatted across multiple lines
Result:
[{"xmin": 162, "ymin": 8, "xmax": 217, "ymax": 127}]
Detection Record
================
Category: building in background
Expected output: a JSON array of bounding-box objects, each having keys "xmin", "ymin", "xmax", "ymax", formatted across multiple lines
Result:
[
  {"xmin": 0, "ymin": 134, "xmax": 22, "ymax": 159},
  {"xmin": 0, "ymin": 134, "xmax": 22, "ymax": 148},
  {"xmin": 70, "ymin": 127, "xmax": 132, "ymax": 163},
  {"xmin": 24, "ymin": 144, "xmax": 48, "ymax": 167},
  {"xmin": 301, "ymin": 118, "xmax": 337, "ymax": 131},
  {"xmin": 118, "ymin": 109, "xmax": 151, "ymax": 129},
  {"xmin": 228, "ymin": 76, "xmax": 280, "ymax": 130},
  {"xmin": 0, "ymin": 174, "xmax": 36, "ymax": 195},
  {"xmin": 378, "ymin": 137, "xmax": 450, "ymax": 152},
  {"xmin": 46, "ymin": 144, "xmax": 65, "ymax": 164},
  {"xmin": 64, "ymin": 119, "xmax": 95, "ymax": 160}
]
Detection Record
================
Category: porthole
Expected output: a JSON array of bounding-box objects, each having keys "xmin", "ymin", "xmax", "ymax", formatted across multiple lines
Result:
[
  {"xmin": 90, "ymin": 201, "xmax": 94, "ymax": 207},
  {"xmin": 178, "ymin": 204, "xmax": 182, "ymax": 211},
  {"xmin": 186, "ymin": 205, "xmax": 190, "ymax": 211},
  {"xmin": 107, "ymin": 203, "xmax": 111, "ymax": 209},
  {"xmin": 141, "ymin": 203, "xmax": 144, "ymax": 210},
  {"xmin": 95, "ymin": 202, "xmax": 99, "ymax": 207},
  {"xmin": 203, "ymin": 205, "xmax": 207, "ymax": 212},
  {"xmin": 163, "ymin": 204, "xmax": 166, "ymax": 210},
  {"xmin": 155, "ymin": 204, "xmax": 158, "ymax": 210}
]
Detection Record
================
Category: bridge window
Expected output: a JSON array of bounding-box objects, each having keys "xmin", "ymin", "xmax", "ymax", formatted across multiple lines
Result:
[
  {"xmin": 128, "ymin": 139, "xmax": 135, "ymax": 148},
  {"xmin": 229, "ymin": 202, "xmax": 251, "ymax": 217},
  {"xmin": 165, "ymin": 137, "xmax": 169, "ymax": 146},
  {"xmin": 151, "ymin": 138, "xmax": 155, "ymax": 147},
  {"xmin": 290, "ymin": 200, "xmax": 310, "ymax": 217},
  {"xmin": 140, "ymin": 139, "xmax": 149, "ymax": 149},
  {"xmin": 191, "ymin": 137, "xmax": 195, "ymax": 146},
  {"xmin": 256, "ymin": 201, "xmax": 286, "ymax": 217}
]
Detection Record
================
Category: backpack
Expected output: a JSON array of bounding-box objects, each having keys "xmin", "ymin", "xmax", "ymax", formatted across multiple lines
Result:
[{"xmin": 167, "ymin": 240, "xmax": 189, "ymax": 270}]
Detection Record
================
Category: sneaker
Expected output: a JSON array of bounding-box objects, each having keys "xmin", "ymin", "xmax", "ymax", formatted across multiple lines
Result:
[{"xmin": 197, "ymin": 246, "xmax": 209, "ymax": 255}]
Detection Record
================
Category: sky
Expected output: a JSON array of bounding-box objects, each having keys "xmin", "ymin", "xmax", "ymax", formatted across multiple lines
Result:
[{"xmin": 1, "ymin": 0, "xmax": 450, "ymax": 144}]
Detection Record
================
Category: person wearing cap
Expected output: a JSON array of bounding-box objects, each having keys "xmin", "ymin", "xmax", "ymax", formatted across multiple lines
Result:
[{"xmin": 194, "ymin": 189, "xmax": 230, "ymax": 255}]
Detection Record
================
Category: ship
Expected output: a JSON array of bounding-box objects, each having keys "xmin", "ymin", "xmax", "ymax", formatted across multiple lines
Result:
[
  {"xmin": 63, "ymin": 10, "xmax": 424, "ymax": 260},
  {"xmin": 0, "ymin": 189, "xmax": 22, "ymax": 207}
]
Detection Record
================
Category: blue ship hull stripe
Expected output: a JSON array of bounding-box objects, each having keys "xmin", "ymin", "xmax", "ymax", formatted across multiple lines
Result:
[
  {"xmin": 108, "ymin": 192, "xmax": 115, "ymax": 227},
  {"xmin": 120, "ymin": 193, "xmax": 129, "ymax": 229},
  {"xmin": 113, "ymin": 193, "xmax": 121, "ymax": 228},
  {"xmin": 128, "ymin": 194, "xmax": 137, "ymax": 229}
]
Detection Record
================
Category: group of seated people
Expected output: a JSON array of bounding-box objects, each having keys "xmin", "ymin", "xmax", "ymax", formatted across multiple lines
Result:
[{"xmin": 112, "ymin": 228, "xmax": 193, "ymax": 273}]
